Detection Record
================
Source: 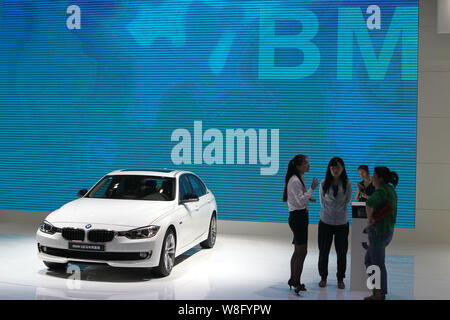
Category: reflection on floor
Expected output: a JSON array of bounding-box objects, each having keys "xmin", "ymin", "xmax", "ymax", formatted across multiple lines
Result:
[{"xmin": 0, "ymin": 233, "xmax": 449, "ymax": 300}]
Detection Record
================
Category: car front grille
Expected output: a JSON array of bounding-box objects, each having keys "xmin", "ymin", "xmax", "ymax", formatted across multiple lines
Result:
[
  {"xmin": 87, "ymin": 230, "xmax": 115, "ymax": 243},
  {"xmin": 43, "ymin": 247, "xmax": 149, "ymax": 261},
  {"xmin": 62, "ymin": 228, "xmax": 85, "ymax": 241}
]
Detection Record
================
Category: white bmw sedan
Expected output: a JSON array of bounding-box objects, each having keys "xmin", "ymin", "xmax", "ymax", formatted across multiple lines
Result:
[{"xmin": 36, "ymin": 169, "xmax": 217, "ymax": 276}]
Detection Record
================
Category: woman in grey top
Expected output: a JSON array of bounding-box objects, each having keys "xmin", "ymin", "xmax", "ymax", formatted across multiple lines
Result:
[{"xmin": 318, "ymin": 157, "xmax": 352, "ymax": 289}]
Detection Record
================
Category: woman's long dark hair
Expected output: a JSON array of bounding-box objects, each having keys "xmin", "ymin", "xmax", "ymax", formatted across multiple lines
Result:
[
  {"xmin": 374, "ymin": 167, "xmax": 399, "ymax": 188},
  {"xmin": 283, "ymin": 155, "xmax": 307, "ymax": 202},
  {"xmin": 322, "ymin": 157, "xmax": 348, "ymax": 196}
]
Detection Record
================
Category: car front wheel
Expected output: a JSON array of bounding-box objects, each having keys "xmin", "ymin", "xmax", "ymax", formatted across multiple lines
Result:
[
  {"xmin": 200, "ymin": 214, "xmax": 217, "ymax": 249},
  {"xmin": 153, "ymin": 229, "xmax": 176, "ymax": 277}
]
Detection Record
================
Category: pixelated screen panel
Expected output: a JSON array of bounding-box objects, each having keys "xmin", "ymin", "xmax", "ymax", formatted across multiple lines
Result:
[{"xmin": 0, "ymin": 0, "xmax": 417, "ymax": 227}]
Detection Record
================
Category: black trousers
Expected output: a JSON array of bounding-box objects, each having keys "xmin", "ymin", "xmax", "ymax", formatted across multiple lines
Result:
[{"xmin": 318, "ymin": 220, "xmax": 349, "ymax": 281}]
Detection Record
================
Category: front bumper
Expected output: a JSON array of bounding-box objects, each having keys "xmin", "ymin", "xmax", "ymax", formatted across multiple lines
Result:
[{"xmin": 36, "ymin": 229, "xmax": 164, "ymax": 268}]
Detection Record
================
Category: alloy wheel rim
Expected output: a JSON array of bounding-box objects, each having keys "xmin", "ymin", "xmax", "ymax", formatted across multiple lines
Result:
[
  {"xmin": 210, "ymin": 217, "xmax": 217, "ymax": 245},
  {"xmin": 164, "ymin": 233, "xmax": 175, "ymax": 271}
]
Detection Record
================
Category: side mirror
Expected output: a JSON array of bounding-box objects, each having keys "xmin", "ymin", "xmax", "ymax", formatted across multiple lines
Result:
[
  {"xmin": 77, "ymin": 189, "xmax": 88, "ymax": 197},
  {"xmin": 181, "ymin": 193, "xmax": 199, "ymax": 203}
]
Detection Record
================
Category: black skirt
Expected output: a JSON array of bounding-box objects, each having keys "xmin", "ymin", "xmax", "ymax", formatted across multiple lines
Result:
[{"xmin": 288, "ymin": 209, "xmax": 309, "ymax": 245}]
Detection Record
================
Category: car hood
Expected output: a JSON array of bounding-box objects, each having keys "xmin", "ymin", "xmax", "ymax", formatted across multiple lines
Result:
[{"xmin": 46, "ymin": 198, "xmax": 176, "ymax": 229}]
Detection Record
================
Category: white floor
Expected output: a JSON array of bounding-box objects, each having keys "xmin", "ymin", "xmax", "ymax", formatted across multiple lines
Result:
[{"xmin": 0, "ymin": 230, "xmax": 449, "ymax": 300}]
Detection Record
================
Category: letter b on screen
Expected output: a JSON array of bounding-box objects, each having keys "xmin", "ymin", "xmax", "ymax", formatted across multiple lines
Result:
[{"xmin": 258, "ymin": 8, "xmax": 320, "ymax": 79}]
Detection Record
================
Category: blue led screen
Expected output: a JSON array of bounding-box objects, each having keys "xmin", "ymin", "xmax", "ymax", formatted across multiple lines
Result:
[{"xmin": 0, "ymin": 0, "xmax": 417, "ymax": 227}]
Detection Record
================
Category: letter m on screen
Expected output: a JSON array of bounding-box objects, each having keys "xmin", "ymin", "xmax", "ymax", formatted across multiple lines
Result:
[{"xmin": 338, "ymin": 6, "xmax": 417, "ymax": 80}]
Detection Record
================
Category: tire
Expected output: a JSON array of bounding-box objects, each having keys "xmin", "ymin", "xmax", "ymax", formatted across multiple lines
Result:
[
  {"xmin": 153, "ymin": 229, "xmax": 176, "ymax": 277},
  {"xmin": 44, "ymin": 261, "xmax": 68, "ymax": 271},
  {"xmin": 200, "ymin": 214, "xmax": 217, "ymax": 249}
]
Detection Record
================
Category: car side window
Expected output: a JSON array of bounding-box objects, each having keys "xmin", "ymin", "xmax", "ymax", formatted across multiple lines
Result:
[
  {"xmin": 187, "ymin": 175, "xmax": 206, "ymax": 197},
  {"xmin": 179, "ymin": 175, "xmax": 192, "ymax": 200}
]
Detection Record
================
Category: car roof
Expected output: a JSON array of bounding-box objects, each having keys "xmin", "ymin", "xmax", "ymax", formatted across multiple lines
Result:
[{"xmin": 106, "ymin": 169, "xmax": 193, "ymax": 178}]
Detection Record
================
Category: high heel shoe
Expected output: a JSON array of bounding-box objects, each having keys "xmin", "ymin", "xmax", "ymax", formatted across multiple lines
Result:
[
  {"xmin": 294, "ymin": 283, "xmax": 307, "ymax": 294},
  {"xmin": 288, "ymin": 279, "xmax": 299, "ymax": 290}
]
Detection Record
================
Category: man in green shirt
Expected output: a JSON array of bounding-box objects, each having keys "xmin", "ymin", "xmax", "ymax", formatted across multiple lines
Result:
[{"xmin": 364, "ymin": 167, "xmax": 399, "ymax": 300}]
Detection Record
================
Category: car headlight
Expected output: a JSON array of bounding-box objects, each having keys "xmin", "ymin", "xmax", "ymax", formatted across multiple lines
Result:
[
  {"xmin": 39, "ymin": 220, "xmax": 57, "ymax": 235},
  {"xmin": 118, "ymin": 225, "xmax": 160, "ymax": 239}
]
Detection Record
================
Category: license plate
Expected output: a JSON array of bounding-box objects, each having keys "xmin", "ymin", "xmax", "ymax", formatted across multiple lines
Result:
[{"xmin": 69, "ymin": 243, "xmax": 105, "ymax": 251}]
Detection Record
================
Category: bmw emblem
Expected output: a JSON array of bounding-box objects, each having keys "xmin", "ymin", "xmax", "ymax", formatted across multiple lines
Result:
[{"xmin": 85, "ymin": 224, "xmax": 92, "ymax": 229}]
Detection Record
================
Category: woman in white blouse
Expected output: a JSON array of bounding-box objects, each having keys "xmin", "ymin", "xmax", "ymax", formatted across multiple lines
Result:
[{"xmin": 283, "ymin": 155, "xmax": 319, "ymax": 294}]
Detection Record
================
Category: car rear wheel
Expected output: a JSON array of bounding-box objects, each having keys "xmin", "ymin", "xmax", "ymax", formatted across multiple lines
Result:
[
  {"xmin": 200, "ymin": 214, "xmax": 217, "ymax": 249},
  {"xmin": 44, "ymin": 261, "xmax": 68, "ymax": 271},
  {"xmin": 153, "ymin": 229, "xmax": 176, "ymax": 277}
]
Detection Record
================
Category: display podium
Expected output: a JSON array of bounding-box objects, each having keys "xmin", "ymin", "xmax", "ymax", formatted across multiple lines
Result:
[{"xmin": 350, "ymin": 202, "xmax": 368, "ymax": 291}]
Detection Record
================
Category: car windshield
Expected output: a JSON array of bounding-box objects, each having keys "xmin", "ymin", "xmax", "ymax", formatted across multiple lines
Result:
[{"xmin": 87, "ymin": 175, "xmax": 175, "ymax": 201}]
